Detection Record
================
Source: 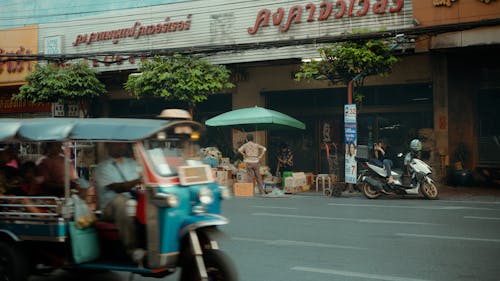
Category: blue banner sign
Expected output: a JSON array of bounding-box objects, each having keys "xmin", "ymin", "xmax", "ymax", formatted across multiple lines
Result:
[{"xmin": 344, "ymin": 104, "xmax": 357, "ymax": 184}]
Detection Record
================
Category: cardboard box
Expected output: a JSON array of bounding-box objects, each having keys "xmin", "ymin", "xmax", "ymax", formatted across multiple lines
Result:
[
  {"xmin": 236, "ymin": 169, "xmax": 250, "ymax": 183},
  {"xmin": 216, "ymin": 170, "xmax": 229, "ymax": 186},
  {"xmin": 305, "ymin": 173, "xmax": 314, "ymax": 186},
  {"xmin": 285, "ymin": 173, "xmax": 306, "ymax": 187},
  {"xmin": 284, "ymin": 185, "xmax": 302, "ymax": 194},
  {"xmin": 284, "ymin": 172, "xmax": 308, "ymax": 193},
  {"xmin": 233, "ymin": 182, "xmax": 254, "ymax": 197},
  {"xmin": 220, "ymin": 157, "xmax": 230, "ymax": 167}
]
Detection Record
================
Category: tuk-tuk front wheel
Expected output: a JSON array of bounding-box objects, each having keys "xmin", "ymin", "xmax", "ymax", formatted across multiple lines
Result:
[
  {"xmin": 180, "ymin": 249, "xmax": 238, "ymax": 281},
  {"xmin": 0, "ymin": 241, "xmax": 29, "ymax": 281}
]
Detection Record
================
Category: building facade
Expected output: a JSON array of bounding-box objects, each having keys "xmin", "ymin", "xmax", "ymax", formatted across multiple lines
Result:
[
  {"xmin": 3, "ymin": 0, "xmax": 499, "ymax": 182},
  {"xmin": 0, "ymin": 25, "xmax": 52, "ymax": 117},
  {"xmin": 413, "ymin": 0, "xmax": 500, "ymax": 183}
]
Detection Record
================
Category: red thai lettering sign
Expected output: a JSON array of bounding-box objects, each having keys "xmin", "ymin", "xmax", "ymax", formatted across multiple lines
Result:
[
  {"xmin": 248, "ymin": 0, "xmax": 404, "ymax": 34},
  {"xmin": 0, "ymin": 46, "xmax": 34, "ymax": 74},
  {"xmin": 0, "ymin": 95, "xmax": 51, "ymax": 113},
  {"xmin": 73, "ymin": 15, "xmax": 192, "ymax": 46}
]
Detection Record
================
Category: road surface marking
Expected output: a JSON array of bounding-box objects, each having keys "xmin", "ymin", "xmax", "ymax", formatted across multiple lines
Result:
[
  {"xmin": 232, "ymin": 236, "xmax": 366, "ymax": 250},
  {"xmin": 291, "ymin": 266, "xmax": 433, "ymax": 281},
  {"xmin": 252, "ymin": 212, "xmax": 439, "ymax": 225},
  {"xmin": 439, "ymin": 200, "xmax": 500, "ymax": 205},
  {"xmin": 396, "ymin": 233, "xmax": 500, "ymax": 243},
  {"xmin": 328, "ymin": 203, "xmax": 495, "ymax": 211},
  {"xmin": 464, "ymin": 216, "xmax": 500, "ymax": 221},
  {"xmin": 250, "ymin": 205, "xmax": 298, "ymax": 210}
]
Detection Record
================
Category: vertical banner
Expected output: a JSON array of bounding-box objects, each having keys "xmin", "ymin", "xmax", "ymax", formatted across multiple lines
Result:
[{"xmin": 344, "ymin": 104, "xmax": 357, "ymax": 184}]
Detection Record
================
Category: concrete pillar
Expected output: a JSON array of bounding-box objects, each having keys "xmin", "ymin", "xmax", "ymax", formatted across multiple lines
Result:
[{"xmin": 432, "ymin": 54, "xmax": 449, "ymax": 182}]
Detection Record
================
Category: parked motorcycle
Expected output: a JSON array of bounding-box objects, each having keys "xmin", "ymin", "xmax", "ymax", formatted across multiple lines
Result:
[{"xmin": 358, "ymin": 139, "xmax": 438, "ymax": 200}]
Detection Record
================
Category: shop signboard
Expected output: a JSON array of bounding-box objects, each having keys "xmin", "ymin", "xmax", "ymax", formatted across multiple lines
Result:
[
  {"xmin": 344, "ymin": 104, "xmax": 357, "ymax": 184},
  {"xmin": 0, "ymin": 94, "xmax": 51, "ymax": 113},
  {"xmin": 0, "ymin": 25, "xmax": 38, "ymax": 84},
  {"xmin": 38, "ymin": 0, "xmax": 413, "ymax": 70}
]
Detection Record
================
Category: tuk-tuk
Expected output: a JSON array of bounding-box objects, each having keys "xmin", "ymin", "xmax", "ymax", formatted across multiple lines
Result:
[{"xmin": 0, "ymin": 114, "xmax": 237, "ymax": 281}]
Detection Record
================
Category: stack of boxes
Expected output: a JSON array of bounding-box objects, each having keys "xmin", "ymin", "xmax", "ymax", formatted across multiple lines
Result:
[{"xmin": 284, "ymin": 172, "xmax": 307, "ymax": 194}]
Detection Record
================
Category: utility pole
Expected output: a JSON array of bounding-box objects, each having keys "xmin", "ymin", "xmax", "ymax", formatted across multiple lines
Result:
[{"xmin": 345, "ymin": 35, "xmax": 405, "ymax": 193}]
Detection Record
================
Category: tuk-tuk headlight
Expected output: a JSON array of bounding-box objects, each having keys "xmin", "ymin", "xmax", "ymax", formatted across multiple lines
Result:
[
  {"xmin": 219, "ymin": 186, "xmax": 231, "ymax": 200},
  {"xmin": 153, "ymin": 193, "xmax": 179, "ymax": 208},
  {"xmin": 199, "ymin": 186, "xmax": 214, "ymax": 205}
]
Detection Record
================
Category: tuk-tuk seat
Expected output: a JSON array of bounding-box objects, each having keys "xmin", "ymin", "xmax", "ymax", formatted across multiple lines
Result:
[
  {"xmin": 93, "ymin": 191, "xmax": 146, "ymax": 241},
  {"xmin": 94, "ymin": 221, "xmax": 119, "ymax": 241}
]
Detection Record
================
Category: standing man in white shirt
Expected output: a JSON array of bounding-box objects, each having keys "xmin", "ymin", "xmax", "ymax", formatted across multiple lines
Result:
[{"xmin": 238, "ymin": 134, "xmax": 267, "ymax": 195}]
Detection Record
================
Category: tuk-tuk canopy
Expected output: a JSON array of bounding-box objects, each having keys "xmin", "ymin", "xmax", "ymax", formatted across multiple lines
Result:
[{"xmin": 0, "ymin": 118, "xmax": 196, "ymax": 142}]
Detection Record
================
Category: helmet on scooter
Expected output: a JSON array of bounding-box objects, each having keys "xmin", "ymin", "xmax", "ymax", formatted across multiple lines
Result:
[{"xmin": 410, "ymin": 139, "xmax": 422, "ymax": 152}]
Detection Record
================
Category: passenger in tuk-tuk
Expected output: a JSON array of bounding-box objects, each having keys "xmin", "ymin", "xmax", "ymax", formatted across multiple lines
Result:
[
  {"xmin": 36, "ymin": 142, "xmax": 80, "ymax": 197},
  {"xmin": 19, "ymin": 161, "xmax": 41, "ymax": 196},
  {"xmin": 0, "ymin": 145, "xmax": 20, "ymax": 195},
  {"xmin": 94, "ymin": 142, "xmax": 144, "ymax": 262}
]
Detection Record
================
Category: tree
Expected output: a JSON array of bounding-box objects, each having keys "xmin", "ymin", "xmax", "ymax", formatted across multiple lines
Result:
[
  {"xmin": 295, "ymin": 38, "xmax": 399, "ymax": 104},
  {"xmin": 124, "ymin": 54, "xmax": 234, "ymax": 111},
  {"xmin": 14, "ymin": 61, "xmax": 106, "ymax": 105}
]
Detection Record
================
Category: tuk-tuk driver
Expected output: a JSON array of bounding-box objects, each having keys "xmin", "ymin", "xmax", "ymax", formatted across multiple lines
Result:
[{"xmin": 95, "ymin": 142, "xmax": 144, "ymax": 262}]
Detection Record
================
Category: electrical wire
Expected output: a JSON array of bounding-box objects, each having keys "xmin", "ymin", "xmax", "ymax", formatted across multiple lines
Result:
[
  {"xmin": 0, "ymin": 1, "xmax": 499, "ymax": 65},
  {"xmin": 0, "ymin": 0, "xmax": 261, "ymax": 29}
]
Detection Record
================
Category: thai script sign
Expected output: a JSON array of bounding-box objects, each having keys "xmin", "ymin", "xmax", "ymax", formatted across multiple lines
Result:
[
  {"xmin": 72, "ymin": 15, "xmax": 192, "ymax": 46},
  {"xmin": 0, "ymin": 46, "xmax": 34, "ymax": 74},
  {"xmin": 248, "ymin": 0, "xmax": 404, "ymax": 34},
  {"xmin": 0, "ymin": 95, "xmax": 51, "ymax": 113}
]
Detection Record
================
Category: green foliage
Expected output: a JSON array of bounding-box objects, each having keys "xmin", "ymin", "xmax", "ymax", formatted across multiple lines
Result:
[
  {"xmin": 14, "ymin": 61, "xmax": 106, "ymax": 103},
  {"xmin": 124, "ymin": 54, "xmax": 234, "ymax": 107},
  {"xmin": 295, "ymin": 39, "xmax": 399, "ymax": 85}
]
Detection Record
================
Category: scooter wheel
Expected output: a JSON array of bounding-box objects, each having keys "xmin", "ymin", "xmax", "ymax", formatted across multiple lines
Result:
[
  {"xmin": 421, "ymin": 181, "xmax": 439, "ymax": 200},
  {"xmin": 362, "ymin": 182, "xmax": 381, "ymax": 199}
]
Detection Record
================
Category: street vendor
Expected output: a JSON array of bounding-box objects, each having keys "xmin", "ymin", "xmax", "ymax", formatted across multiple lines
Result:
[
  {"xmin": 238, "ymin": 134, "xmax": 268, "ymax": 195},
  {"xmin": 276, "ymin": 142, "xmax": 293, "ymax": 177}
]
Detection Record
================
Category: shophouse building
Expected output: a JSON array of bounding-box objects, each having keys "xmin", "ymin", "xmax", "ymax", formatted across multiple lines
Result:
[
  {"xmin": 0, "ymin": 25, "xmax": 51, "ymax": 118},
  {"xmin": 412, "ymin": 1, "xmax": 500, "ymax": 183},
  {"xmin": 4, "ymin": 0, "xmax": 500, "ymax": 182}
]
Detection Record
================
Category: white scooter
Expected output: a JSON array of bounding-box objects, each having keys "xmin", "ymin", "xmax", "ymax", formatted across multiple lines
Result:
[{"xmin": 357, "ymin": 140, "xmax": 438, "ymax": 200}]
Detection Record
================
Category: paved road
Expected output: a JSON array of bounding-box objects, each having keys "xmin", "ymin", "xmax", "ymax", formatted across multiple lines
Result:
[{"xmin": 31, "ymin": 193, "xmax": 500, "ymax": 281}]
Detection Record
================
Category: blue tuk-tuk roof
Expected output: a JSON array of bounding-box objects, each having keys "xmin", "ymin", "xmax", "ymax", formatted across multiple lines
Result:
[{"xmin": 0, "ymin": 118, "xmax": 190, "ymax": 142}]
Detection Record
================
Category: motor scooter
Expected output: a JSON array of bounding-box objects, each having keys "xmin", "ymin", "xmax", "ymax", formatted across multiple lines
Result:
[{"xmin": 357, "ymin": 150, "xmax": 438, "ymax": 200}]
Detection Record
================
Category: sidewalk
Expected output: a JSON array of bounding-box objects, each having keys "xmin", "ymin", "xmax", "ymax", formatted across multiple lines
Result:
[
  {"xmin": 437, "ymin": 185, "xmax": 500, "ymax": 200},
  {"xmin": 296, "ymin": 185, "xmax": 500, "ymax": 201}
]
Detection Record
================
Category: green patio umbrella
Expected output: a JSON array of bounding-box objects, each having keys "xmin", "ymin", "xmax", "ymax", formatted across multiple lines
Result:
[{"xmin": 205, "ymin": 106, "xmax": 305, "ymax": 131}]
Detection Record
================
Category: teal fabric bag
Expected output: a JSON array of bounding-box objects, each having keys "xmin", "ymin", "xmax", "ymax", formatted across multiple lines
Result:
[{"xmin": 68, "ymin": 222, "xmax": 100, "ymax": 263}]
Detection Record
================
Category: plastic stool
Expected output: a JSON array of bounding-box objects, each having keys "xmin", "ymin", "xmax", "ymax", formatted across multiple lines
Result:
[{"xmin": 315, "ymin": 174, "xmax": 332, "ymax": 193}]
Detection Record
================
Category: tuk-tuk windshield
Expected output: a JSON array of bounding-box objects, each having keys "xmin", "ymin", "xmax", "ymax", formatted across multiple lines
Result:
[{"xmin": 142, "ymin": 138, "xmax": 201, "ymax": 177}]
